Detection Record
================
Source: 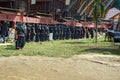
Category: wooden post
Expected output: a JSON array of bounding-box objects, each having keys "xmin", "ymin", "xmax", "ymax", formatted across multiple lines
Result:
[
  {"xmin": 27, "ymin": 0, "xmax": 31, "ymax": 14},
  {"xmin": 21, "ymin": 11, "xmax": 24, "ymax": 22},
  {"xmin": 95, "ymin": 20, "xmax": 98, "ymax": 43}
]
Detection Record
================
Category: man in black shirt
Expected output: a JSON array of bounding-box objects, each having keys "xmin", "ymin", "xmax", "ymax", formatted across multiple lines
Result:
[
  {"xmin": 15, "ymin": 22, "xmax": 27, "ymax": 50},
  {"xmin": 1, "ymin": 23, "xmax": 9, "ymax": 43},
  {"xmin": 26, "ymin": 24, "xmax": 31, "ymax": 42}
]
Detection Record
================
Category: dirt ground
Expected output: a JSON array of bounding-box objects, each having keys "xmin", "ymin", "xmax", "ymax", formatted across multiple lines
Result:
[{"xmin": 0, "ymin": 54, "xmax": 120, "ymax": 80}]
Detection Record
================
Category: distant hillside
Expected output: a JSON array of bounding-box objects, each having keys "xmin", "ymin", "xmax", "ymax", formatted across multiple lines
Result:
[{"xmin": 112, "ymin": 0, "xmax": 120, "ymax": 9}]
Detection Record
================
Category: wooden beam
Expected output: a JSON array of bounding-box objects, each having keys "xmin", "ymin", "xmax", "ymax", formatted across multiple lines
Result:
[
  {"xmin": 67, "ymin": 0, "xmax": 77, "ymax": 11},
  {"xmin": 77, "ymin": 0, "xmax": 85, "ymax": 14},
  {"xmin": 80, "ymin": 0, "xmax": 94, "ymax": 16}
]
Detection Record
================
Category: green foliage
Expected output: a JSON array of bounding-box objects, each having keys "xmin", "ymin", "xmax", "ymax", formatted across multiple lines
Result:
[
  {"xmin": 93, "ymin": 0, "xmax": 105, "ymax": 20},
  {"xmin": 93, "ymin": 0, "xmax": 105, "ymax": 43},
  {"xmin": 0, "ymin": 37, "xmax": 120, "ymax": 58}
]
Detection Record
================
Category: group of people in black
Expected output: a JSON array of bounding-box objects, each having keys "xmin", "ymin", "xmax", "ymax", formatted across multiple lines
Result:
[
  {"xmin": 24, "ymin": 23, "xmax": 95, "ymax": 42},
  {"xmin": 0, "ymin": 22, "xmax": 9, "ymax": 43},
  {"xmin": 1, "ymin": 21, "xmax": 118, "ymax": 50},
  {"xmin": 0, "ymin": 22, "xmax": 96, "ymax": 50}
]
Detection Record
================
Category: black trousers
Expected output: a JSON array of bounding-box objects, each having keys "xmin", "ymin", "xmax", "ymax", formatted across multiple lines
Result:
[
  {"xmin": 35, "ymin": 33, "xmax": 40, "ymax": 42},
  {"xmin": 16, "ymin": 36, "xmax": 26, "ymax": 49},
  {"xmin": 26, "ymin": 34, "xmax": 31, "ymax": 42}
]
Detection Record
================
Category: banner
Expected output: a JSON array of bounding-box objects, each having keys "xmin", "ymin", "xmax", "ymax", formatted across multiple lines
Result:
[
  {"xmin": 65, "ymin": 0, "xmax": 70, "ymax": 5},
  {"xmin": 31, "ymin": 0, "xmax": 36, "ymax": 4}
]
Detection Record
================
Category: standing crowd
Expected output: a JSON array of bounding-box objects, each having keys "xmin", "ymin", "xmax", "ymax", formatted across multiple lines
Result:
[
  {"xmin": 0, "ymin": 21, "xmax": 106, "ymax": 50},
  {"xmin": 25, "ymin": 23, "xmax": 96, "ymax": 42},
  {"xmin": 15, "ymin": 22, "xmax": 99, "ymax": 50}
]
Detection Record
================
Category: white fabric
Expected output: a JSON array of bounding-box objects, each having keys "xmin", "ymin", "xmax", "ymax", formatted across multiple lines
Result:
[{"xmin": 49, "ymin": 33, "xmax": 53, "ymax": 41}]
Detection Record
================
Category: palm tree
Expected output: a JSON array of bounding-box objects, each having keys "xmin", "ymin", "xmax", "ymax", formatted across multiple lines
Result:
[{"xmin": 93, "ymin": 0, "xmax": 105, "ymax": 43}]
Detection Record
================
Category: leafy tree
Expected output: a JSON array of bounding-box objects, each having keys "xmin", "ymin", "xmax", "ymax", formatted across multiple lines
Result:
[{"xmin": 93, "ymin": 0, "xmax": 105, "ymax": 43}]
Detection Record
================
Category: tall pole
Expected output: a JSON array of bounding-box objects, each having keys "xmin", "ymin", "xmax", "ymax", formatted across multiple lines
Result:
[
  {"xmin": 10, "ymin": 1, "xmax": 12, "ymax": 8},
  {"xmin": 95, "ymin": 19, "xmax": 98, "ymax": 43},
  {"xmin": 52, "ymin": 0, "xmax": 55, "ymax": 19},
  {"xmin": 27, "ymin": 0, "xmax": 31, "ymax": 15}
]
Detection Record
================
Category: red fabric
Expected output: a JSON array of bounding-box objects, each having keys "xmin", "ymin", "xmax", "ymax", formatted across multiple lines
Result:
[{"xmin": 75, "ymin": 23, "xmax": 82, "ymax": 27}]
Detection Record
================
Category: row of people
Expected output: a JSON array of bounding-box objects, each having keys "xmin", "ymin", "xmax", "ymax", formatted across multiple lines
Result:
[
  {"xmin": 0, "ymin": 21, "xmax": 97, "ymax": 49},
  {"xmin": 25, "ymin": 24, "xmax": 95, "ymax": 42},
  {"xmin": 15, "ymin": 22, "xmax": 96, "ymax": 49},
  {"xmin": 0, "ymin": 22, "xmax": 96, "ymax": 44}
]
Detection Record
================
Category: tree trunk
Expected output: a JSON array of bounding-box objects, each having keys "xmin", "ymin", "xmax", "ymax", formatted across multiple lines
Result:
[{"xmin": 95, "ymin": 20, "xmax": 98, "ymax": 43}]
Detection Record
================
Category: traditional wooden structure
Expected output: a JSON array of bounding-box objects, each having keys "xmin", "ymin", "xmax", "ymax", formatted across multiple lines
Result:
[
  {"xmin": 0, "ymin": 0, "xmax": 113, "ymax": 28},
  {"xmin": 66, "ymin": 0, "xmax": 114, "ymax": 18}
]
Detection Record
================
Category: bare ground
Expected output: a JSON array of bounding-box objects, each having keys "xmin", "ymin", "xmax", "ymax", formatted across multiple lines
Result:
[{"xmin": 0, "ymin": 54, "xmax": 120, "ymax": 80}]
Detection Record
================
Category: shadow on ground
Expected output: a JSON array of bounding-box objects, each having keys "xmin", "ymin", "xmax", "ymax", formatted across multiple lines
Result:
[
  {"xmin": 80, "ymin": 47, "xmax": 120, "ymax": 55},
  {"xmin": 63, "ymin": 41, "xmax": 88, "ymax": 44}
]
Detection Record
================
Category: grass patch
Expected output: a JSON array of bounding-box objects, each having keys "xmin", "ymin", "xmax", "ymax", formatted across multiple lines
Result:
[{"xmin": 0, "ymin": 37, "xmax": 120, "ymax": 57}]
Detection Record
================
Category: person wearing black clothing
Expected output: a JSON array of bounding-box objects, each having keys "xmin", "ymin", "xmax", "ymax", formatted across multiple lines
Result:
[
  {"xmin": 1, "ymin": 23, "xmax": 9, "ymax": 43},
  {"xmin": 79, "ymin": 27, "xmax": 82, "ymax": 38},
  {"xmin": 70, "ymin": 27, "xmax": 74, "ymax": 39},
  {"xmin": 63, "ymin": 26, "xmax": 67, "ymax": 40},
  {"xmin": 88, "ymin": 28, "xmax": 94, "ymax": 39},
  {"xmin": 74, "ymin": 27, "xmax": 77, "ymax": 39},
  {"xmin": 35, "ymin": 24, "xmax": 40, "ymax": 42},
  {"xmin": 81, "ymin": 27, "xmax": 85, "ymax": 38},
  {"xmin": 39, "ymin": 25, "xmax": 42, "ymax": 41},
  {"xmin": 53, "ymin": 26, "xmax": 57, "ymax": 40},
  {"xmin": 26, "ymin": 24, "xmax": 31, "ymax": 42},
  {"xmin": 49, "ymin": 25, "xmax": 54, "ymax": 40},
  {"xmin": 57, "ymin": 26, "xmax": 60, "ymax": 40},
  {"xmin": 15, "ymin": 22, "xmax": 27, "ymax": 50},
  {"xmin": 30, "ymin": 24, "xmax": 36, "ymax": 41},
  {"xmin": 41, "ymin": 26, "xmax": 46, "ymax": 41},
  {"xmin": 44, "ymin": 25, "xmax": 49, "ymax": 41},
  {"xmin": 60, "ymin": 26, "xmax": 63, "ymax": 40},
  {"xmin": 66, "ymin": 27, "xmax": 70, "ymax": 39},
  {"xmin": 72, "ymin": 27, "xmax": 76, "ymax": 39},
  {"xmin": 75, "ymin": 27, "xmax": 79, "ymax": 39},
  {"xmin": 85, "ymin": 27, "xmax": 89, "ymax": 38}
]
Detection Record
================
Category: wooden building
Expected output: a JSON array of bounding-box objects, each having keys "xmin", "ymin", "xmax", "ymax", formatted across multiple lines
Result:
[
  {"xmin": 66, "ymin": 0, "xmax": 115, "ymax": 19},
  {"xmin": 0, "ymin": 0, "xmax": 27, "ymax": 13},
  {"xmin": 0, "ymin": 0, "xmax": 115, "ymax": 20},
  {"xmin": 0, "ymin": 0, "xmax": 65, "ymax": 15}
]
